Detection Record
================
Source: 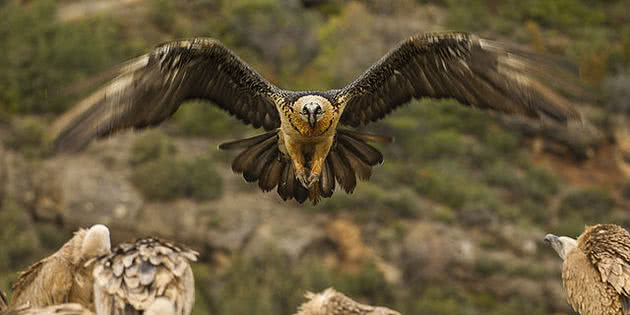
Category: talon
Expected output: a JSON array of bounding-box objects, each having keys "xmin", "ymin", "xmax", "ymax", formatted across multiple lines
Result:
[
  {"xmin": 307, "ymin": 173, "xmax": 320, "ymax": 188},
  {"xmin": 296, "ymin": 170, "xmax": 309, "ymax": 188}
]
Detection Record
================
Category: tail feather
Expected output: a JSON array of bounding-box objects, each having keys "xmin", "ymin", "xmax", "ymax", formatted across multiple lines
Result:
[
  {"xmin": 219, "ymin": 131, "xmax": 278, "ymax": 150},
  {"xmin": 337, "ymin": 129, "xmax": 393, "ymax": 144},
  {"xmin": 294, "ymin": 180, "xmax": 308, "ymax": 203},
  {"xmin": 328, "ymin": 150, "xmax": 357, "ymax": 194},
  {"xmin": 337, "ymin": 131, "xmax": 384, "ymax": 165},
  {"xmin": 337, "ymin": 144, "xmax": 372, "ymax": 181},
  {"xmin": 244, "ymin": 147, "xmax": 276, "ymax": 182},
  {"xmin": 221, "ymin": 128, "xmax": 389, "ymax": 204},
  {"xmin": 319, "ymin": 159, "xmax": 335, "ymax": 198},
  {"xmin": 259, "ymin": 152, "xmax": 283, "ymax": 192},
  {"xmin": 231, "ymin": 132, "xmax": 278, "ymax": 173},
  {"xmin": 277, "ymin": 163, "xmax": 294, "ymax": 201}
]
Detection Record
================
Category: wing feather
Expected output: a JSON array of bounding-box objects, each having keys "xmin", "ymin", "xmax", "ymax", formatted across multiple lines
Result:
[
  {"xmin": 93, "ymin": 238, "xmax": 198, "ymax": 315},
  {"xmin": 581, "ymin": 224, "xmax": 630, "ymax": 306},
  {"xmin": 52, "ymin": 38, "xmax": 283, "ymax": 151},
  {"xmin": 336, "ymin": 32, "xmax": 582, "ymax": 127}
]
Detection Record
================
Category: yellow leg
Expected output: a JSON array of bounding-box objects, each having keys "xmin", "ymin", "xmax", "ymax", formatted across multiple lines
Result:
[
  {"xmin": 285, "ymin": 137, "xmax": 309, "ymax": 188},
  {"xmin": 307, "ymin": 136, "xmax": 334, "ymax": 188}
]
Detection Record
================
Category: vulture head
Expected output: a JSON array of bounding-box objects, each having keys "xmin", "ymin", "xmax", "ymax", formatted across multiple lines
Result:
[
  {"xmin": 79, "ymin": 224, "xmax": 111, "ymax": 262},
  {"xmin": 544, "ymin": 233, "xmax": 577, "ymax": 260}
]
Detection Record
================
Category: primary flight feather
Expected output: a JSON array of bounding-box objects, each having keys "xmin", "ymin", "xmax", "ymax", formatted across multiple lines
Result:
[{"xmin": 52, "ymin": 32, "xmax": 582, "ymax": 204}]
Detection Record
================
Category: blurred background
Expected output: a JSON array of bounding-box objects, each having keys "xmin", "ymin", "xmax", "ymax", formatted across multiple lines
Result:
[{"xmin": 0, "ymin": 0, "xmax": 629, "ymax": 314}]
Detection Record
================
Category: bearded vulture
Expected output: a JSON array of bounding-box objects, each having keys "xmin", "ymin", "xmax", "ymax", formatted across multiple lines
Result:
[
  {"xmin": 10, "ymin": 225, "xmax": 111, "ymax": 310},
  {"xmin": 89, "ymin": 237, "xmax": 198, "ymax": 315},
  {"xmin": 545, "ymin": 224, "xmax": 630, "ymax": 315},
  {"xmin": 51, "ymin": 32, "xmax": 582, "ymax": 204},
  {"xmin": 295, "ymin": 288, "xmax": 400, "ymax": 315}
]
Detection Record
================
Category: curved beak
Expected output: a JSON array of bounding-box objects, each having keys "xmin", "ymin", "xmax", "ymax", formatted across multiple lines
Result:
[
  {"xmin": 308, "ymin": 113, "xmax": 317, "ymax": 128},
  {"xmin": 544, "ymin": 234, "xmax": 558, "ymax": 245},
  {"xmin": 304, "ymin": 102, "xmax": 321, "ymax": 129}
]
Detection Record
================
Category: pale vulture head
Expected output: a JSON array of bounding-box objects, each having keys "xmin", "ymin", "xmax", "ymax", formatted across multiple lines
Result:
[
  {"xmin": 295, "ymin": 288, "xmax": 400, "ymax": 315},
  {"xmin": 80, "ymin": 224, "xmax": 111, "ymax": 261},
  {"xmin": 544, "ymin": 233, "xmax": 577, "ymax": 260}
]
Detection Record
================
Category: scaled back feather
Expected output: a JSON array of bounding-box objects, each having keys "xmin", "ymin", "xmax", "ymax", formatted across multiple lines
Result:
[{"xmin": 91, "ymin": 237, "xmax": 198, "ymax": 315}]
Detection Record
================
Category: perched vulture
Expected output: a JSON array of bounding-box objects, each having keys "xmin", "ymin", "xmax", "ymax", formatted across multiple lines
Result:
[
  {"xmin": 0, "ymin": 303, "xmax": 94, "ymax": 315},
  {"xmin": 545, "ymin": 224, "xmax": 630, "ymax": 315},
  {"xmin": 90, "ymin": 238, "xmax": 198, "ymax": 315},
  {"xmin": 0, "ymin": 299, "xmax": 174, "ymax": 315},
  {"xmin": 294, "ymin": 288, "xmax": 400, "ymax": 315},
  {"xmin": 52, "ymin": 32, "xmax": 582, "ymax": 204},
  {"xmin": 10, "ymin": 225, "xmax": 111, "ymax": 310}
]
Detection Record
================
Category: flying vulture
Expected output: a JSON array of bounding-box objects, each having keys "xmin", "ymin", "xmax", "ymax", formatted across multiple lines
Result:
[
  {"xmin": 294, "ymin": 288, "xmax": 400, "ymax": 315},
  {"xmin": 89, "ymin": 237, "xmax": 198, "ymax": 315},
  {"xmin": 52, "ymin": 32, "xmax": 582, "ymax": 204},
  {"xmin": 10, "ymin": 224, "xmax": 111, "ymax": 310},
  {"xmin": 545, "ymin": 224, "xmax": 630, "ymax": 315}
]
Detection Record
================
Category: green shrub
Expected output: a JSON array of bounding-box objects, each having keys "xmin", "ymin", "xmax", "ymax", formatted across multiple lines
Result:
[
  {"xmin": 149, "ymin": 0, "xmax": 177, "ymax": 32},
  {"xmin": 558, "ymin": 187, "xmax": 616, "ymax": 222},
  {"xmin": 129, "ymin": 130, "xmax": 176, "ymax": 165},
  {"xmin": 185, "ymin": 156, "xmax": 224, "ymax": 200},
  {"xmin": 0, "ymin": 0, "xmax": 131, "ymax": 114},
  {"xmin": 207, "ymin": 251, "xmax": 393, "ymax": 315},
  {"xmin": 131, "ymin": 155, "xmax": 223, "ymax": 201},
  {"xmin": 5, "ymin": 116, "xmax": 50, "ymax": 158},
  {"xmin": 0, "ymin": 200, "xmax": 41, "ymax": 272},
  {"xmin": 172, "ymin": 101, "xmax": 249, "ymax": 138}
]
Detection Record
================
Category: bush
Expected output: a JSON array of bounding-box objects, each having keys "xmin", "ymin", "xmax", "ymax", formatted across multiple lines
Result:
[
  {"xmin": 558, "ymin": 187, "xmax": 616, "ymax": 222},
  {"xmin": 0, "ymin": 0, "xmax": 131, "ymax": 114},
  {"xmin": 5, "ymin": 116, "xmax": 50, "ymax": 158},
  {"xmin": 206, "ymin": 251, "xmax": 393, "ymax": 315},
  {"xmin": 131, "ymin": 155, "xmax": 223, "ymax": 201},
  {"xmin": 129, "ymin": 130, "xmax": 176, "ymax": 165},
  {"xmin": 0, "ymin": 200, "xmax": 41, "ymax": 274},
  {"xmin": 172, "ymin": 101, "xmax": 249, "ymax": 138}
]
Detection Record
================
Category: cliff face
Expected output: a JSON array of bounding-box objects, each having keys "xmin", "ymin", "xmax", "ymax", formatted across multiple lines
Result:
[{"xmin": 1, "ymin": 1, "xmax": 629, "ymax": 315}]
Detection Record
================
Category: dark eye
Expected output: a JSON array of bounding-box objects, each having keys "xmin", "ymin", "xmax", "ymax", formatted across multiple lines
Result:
[{"xmin": 302, "ymin": 108, "xmax": 308, "ymax": 114}]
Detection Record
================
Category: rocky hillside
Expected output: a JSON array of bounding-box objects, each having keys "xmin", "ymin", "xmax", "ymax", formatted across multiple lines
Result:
[{"xmin": 1, "ymin": 0, "xmax": 629, "ymax": 314}]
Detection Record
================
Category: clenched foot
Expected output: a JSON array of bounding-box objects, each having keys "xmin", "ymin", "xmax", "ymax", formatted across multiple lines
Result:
[
  {"xmin": 296, "ymin": 170, "xmax": 320, "ymax": 188},
  {"xmin": 296, "ymin": 170, "xmax": 309, "ymax": 188},
  {"xmin": 307, "ymin": 172, "xmax": 320, "ymax": 188}
]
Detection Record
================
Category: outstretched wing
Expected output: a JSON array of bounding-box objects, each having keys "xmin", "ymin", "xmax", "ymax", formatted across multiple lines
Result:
[
  {"xmin": 583, "ymin": 224, "xmax": 630, "ymax": 314},
  {"xmin": 335, "ymin": 32, "xmax": 582, "ymax": 127},
  {"xmin": 52, "ymin": 38, "xmax": 284, "ymax": 151}
]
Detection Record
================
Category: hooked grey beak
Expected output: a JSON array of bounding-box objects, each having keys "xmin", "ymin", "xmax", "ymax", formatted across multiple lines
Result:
[
  {"xmin": 304, "ymin": 103, "xmax": 321, "ymax": 128},
  {"xmin": 544, "ymin": 234, "xmax": 558, "ymax": 245}
]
